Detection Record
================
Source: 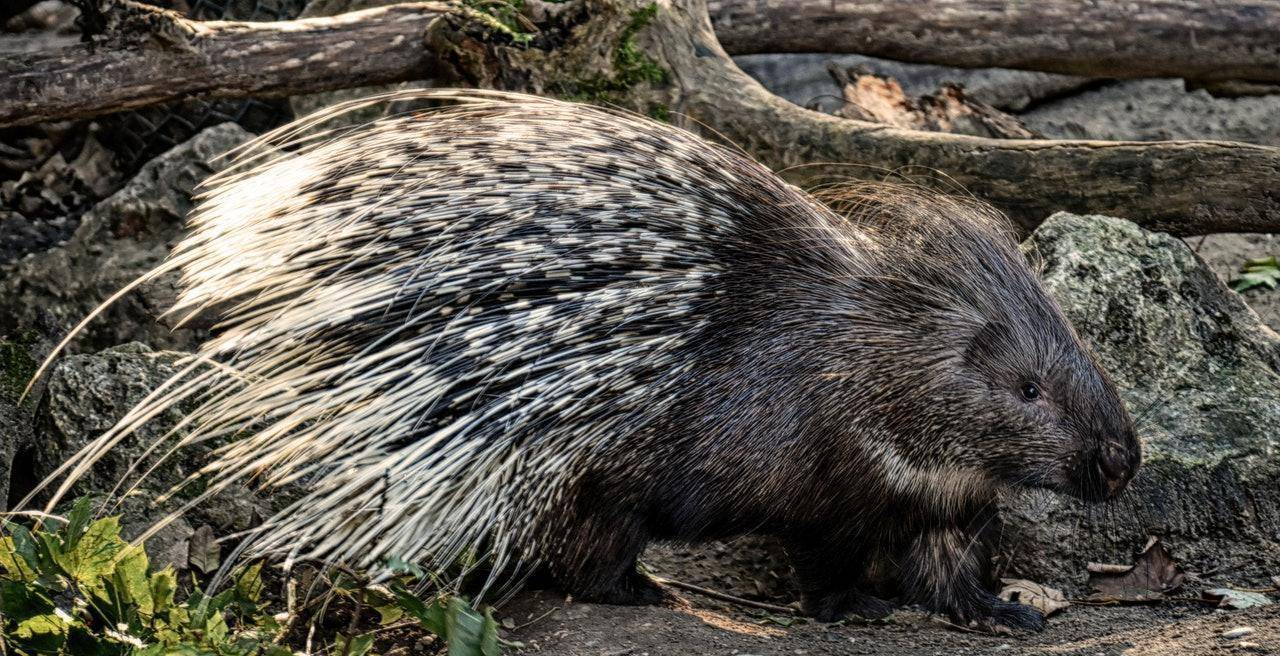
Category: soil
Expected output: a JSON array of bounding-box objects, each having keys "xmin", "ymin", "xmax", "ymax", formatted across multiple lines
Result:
[{"xmin": 501, "ymin": 542, "xmax": 1279, "ymax": 656}]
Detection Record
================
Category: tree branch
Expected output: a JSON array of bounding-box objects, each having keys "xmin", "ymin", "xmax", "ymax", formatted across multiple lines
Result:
[
  {"xmin": 0, "ymin": 2, "xmax": 458, "ymax": 128},
  {"xmin": 708, "ymin": 0, "xmax": 1280, "ymax": 83},
  {"xmin": 662, "ymin": 2, "xmax": 1280, "ymax": 234}
]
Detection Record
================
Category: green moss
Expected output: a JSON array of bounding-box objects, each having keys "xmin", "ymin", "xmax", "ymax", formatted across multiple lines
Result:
[
  {"xmin": 465, "ymin": 0, "xmax": 537, "ymax": 45},
  {"xmin": 554, "ymin": 2, "xmax": 671, "ymax": 117},
  {"xmin": 611, "ymin": 2, "xmax": 667, "ymax": 88},
  {"xmin": 0, "ymin": 337, "xmax": 37, "ymax": 405}
]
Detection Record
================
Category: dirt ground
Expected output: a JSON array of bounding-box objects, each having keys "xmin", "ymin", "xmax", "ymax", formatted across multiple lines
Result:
[
  {"xmin": 505, "ymin": 594, "xmax": 1277, "ymax": 656},
  {"xmin": 500, "ymin": 542, "xmax": 1278, "ymax": 656}
]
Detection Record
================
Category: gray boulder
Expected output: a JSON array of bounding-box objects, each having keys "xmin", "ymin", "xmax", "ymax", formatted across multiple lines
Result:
[
  {"xmin": 1022, "ymin": 79, "xmax": 1280, "ymax": 146},
  {"xmin": 20, "ymin": 342, "xmax": 271, "ymax": 567},
  {"xmin": 1000, "ymin": 213, "xmax": 1280, "ymax": 591},
  {"xmin": 0, "ymin": 123, "xmax": 252, "ymax": 354}
]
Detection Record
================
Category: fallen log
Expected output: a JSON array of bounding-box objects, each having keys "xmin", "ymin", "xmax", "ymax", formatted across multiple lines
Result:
[
  {"xmin": 0, "ymin": 1, "xmax": 458, "ymax": 128},
  {"xmin": 709, "ymin": 0, "xmax": 1280, "ymax": 83}
]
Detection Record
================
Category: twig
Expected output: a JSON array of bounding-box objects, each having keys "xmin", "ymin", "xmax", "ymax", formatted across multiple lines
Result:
[
  {"xmin": 511, "ymin": 607, "xmax": 559, "ymax": 631},
  {"xmin": 931, "ymin": 617, "xmax": 992, "ymax": 635},
  {"xmin": 651, "ymin": 576, "xmax": 797, "ymax": 615}
]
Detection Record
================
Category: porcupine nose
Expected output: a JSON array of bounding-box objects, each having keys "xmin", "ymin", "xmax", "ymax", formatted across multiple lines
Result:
[{"xmin": 1098, "ymin": 441, "xmax": 1136, "ymax": 497}]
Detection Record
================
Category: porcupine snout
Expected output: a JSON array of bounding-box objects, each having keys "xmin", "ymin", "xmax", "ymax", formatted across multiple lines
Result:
[{"xmin": 1096, "ymin": 436, "xmax": 1140, "ymax": 498}]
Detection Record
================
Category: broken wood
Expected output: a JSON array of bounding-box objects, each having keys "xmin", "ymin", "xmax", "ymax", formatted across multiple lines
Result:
[
  {"xmin": 709, "ymin": 0, "xmax": 1280, "ymax": 83},
  {"xmin": 826, "ymin": 64, "xmax": 1039, "ymax": 139},
  {"xmin": 3, "ymin": 0, "xmax": 1279, "ymax": 236}
]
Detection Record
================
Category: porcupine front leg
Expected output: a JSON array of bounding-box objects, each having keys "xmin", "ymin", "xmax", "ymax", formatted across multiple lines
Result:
[
  {"xmin": 786, "ymin": 536, "xmax": 894, "ymax": 622},
  {"xmin": 899, "ymin": 521, "xmax": 1044, "ymax": 632},
  {"xmin": 542, "ymin": 486, "xmax": 667, "ymax": 606}
]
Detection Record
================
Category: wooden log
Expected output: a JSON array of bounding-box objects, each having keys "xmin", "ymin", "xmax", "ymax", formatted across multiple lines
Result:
[
  {"xmin": 709, "ymin": 0, "xmax": 1280, "ymax": 83},
  {"xmin": 0, "ymin": 1, "xmax": 459, "ymax": 128}
]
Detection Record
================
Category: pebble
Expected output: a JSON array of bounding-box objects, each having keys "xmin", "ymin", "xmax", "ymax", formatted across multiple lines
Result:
[{"xmin": 1222, "ymin": 627, "xmax": 1255, "ymax": 640}]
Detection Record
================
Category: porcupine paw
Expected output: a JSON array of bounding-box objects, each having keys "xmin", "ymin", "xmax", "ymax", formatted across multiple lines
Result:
[
  {"xmin": 590, "ymin": 570, "xmax": 670, "ymax": 606},
  {"xmin": 956, "ymin": 599, "xmax": 1046, "ymax": 634},
  {"xmin": 985, "ymin": 600, "xmax": 1046, "ymax": 632},
  {"xmin": 802, "ymin": 590, "xmax": 895, "ymax": 623}
]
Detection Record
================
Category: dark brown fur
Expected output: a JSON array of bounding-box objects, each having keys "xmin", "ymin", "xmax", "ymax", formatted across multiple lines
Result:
[{"xmin": 538, "ymin": 185, "xmax": 1139, "ymax": 630}]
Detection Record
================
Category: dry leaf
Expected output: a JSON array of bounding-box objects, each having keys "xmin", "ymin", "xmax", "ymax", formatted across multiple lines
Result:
[
  {"xmin": 998, "ymin": 579, "xmax": 1070, "ymax": 617},
  {"xmin": 1203, "ymin": 588, "xmax": 1274, "ymax": 610},
  {"xmin": 187, "ymin": 524, "xmax": 221, "ymax": 575},
  {"xmin": 1085, "ymin": 536, "xmax": 1184, "ymax": 603}
]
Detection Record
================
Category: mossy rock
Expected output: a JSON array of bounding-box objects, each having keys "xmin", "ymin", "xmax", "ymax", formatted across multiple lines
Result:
[{"xmin": 1000, "ymin": 213, "xmax": 1280, "ymax": 591}]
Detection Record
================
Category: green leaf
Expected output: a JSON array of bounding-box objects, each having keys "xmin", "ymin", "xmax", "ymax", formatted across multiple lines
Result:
[
  {"xmin": 66, "ymin": 516, "xmax": 127, "ymax": 586},
  {"xmin": 13, "ymin": 612, "xmax": 71, "ymax": 648},
  {"xmin": 370, "ymin": 600, "xmax": 405, "ymax": 626},
  {"xmin": 391, "ymin": 584, "xmax": 445, "ymax": 636},
  {"xmin": 335, "ymin": 632, "xmax": 377, "ymax": 656},
  {"xmin": 0, "ymin": 535, "xmax": 38, "ymax": 581},
  {"xmin": 2, "ymin": 521, "xmax": 40, "ymax": 578},
  {"xmin": 0, "ymin": 578, "xmax": 52, "ymax": 621},
  {"xmin": 233, "ymin": 561, "xmax": 264, "ymax": 603},
  {"xmin": 62, "ymin": 497, "xmax": 94, "ymax": 549},
  {"xmin": 112, "ymin": 545, "xmax": 153, "ymax": 618},
  {"xmin": 203, "ymin": 607, "xmax": 229, "ymax": 643},
  {"xmin": 385, "ymin": 556, "xmax": 426, "ymax": 579},
  {"xmin": 150, "ymin": 567, "xmax": 178, "ymax": 615},
  {"xmin": 1244, "ymin": 255, "xmax": 1280, "ymax": 270},
  {"xmin": 1233, "ymin": 256, "xmax": 1280, "ymax": 292},
  {"xmin": 443, "ymin": 597, "xmax": 501, "ymax": 656}
]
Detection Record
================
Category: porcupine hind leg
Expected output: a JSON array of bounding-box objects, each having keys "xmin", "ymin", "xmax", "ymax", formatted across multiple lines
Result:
[
  {"xmin": 899, "ymin": 519, "xmax": 1044, "ymax": 632},
  {"xmin": 541, "ymin": 486, "xmax": 666, "ymax": 606},
  {"xmin": 786, "ymin": 535, "xmax": 894, "ymax": 622}
]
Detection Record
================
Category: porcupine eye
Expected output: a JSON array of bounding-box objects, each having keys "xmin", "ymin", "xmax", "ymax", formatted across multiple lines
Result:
[{"xmin": 1020, "ymin": 382, "xmax": 1041, "ymax": 402}]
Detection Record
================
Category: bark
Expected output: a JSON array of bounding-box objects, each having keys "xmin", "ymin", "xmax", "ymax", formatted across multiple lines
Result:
[
  {"xmin": 708, "ymin": 0, "xmax": 1280, "ymax": 83},
  {"xmin": 0, "ymin": 1, "xmax": 459, "ymax": 127},
  {"xmin": 3, "ymin": 0, "xmax": 1279, "ymax": 235}
]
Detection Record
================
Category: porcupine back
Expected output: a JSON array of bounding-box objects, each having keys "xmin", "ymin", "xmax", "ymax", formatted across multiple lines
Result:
[{"xmin": 38, "ymin": 90, "xmax": 876, "ymax": 587}]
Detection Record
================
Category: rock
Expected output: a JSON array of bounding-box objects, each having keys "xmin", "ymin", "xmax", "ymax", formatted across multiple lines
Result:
[
  {"xmin": 31, "ymin": 342, "xmax": 192, "ymax": 496},
  {"xmin": 1022, "ymin": 79, "xmax": 1280, "ymax": 146},
  {"xmin": 25, "ymin": 343, "xmax": 266, "ymax": 519},
  {"xmin": 0, "ymin": 334, "xmax": 45, "ymax": 511},
  {"xmin": 0, "ymin": 123, "xmax": 253, "ymax": 354},
  {"xmin": 13, "ymin": 342, "xmax": 288, "ymax": 562},
  {"xmin": 1000, "ymin": 213, "xmax": 1280, "ymax": 591}
]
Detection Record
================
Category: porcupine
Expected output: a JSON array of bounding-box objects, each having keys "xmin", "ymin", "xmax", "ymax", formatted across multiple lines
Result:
[{"xmin": 32, "ymin": 89, "xmax": 1140, "ymax": 631}]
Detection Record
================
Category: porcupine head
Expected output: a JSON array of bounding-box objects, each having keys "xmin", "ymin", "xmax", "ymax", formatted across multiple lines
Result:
[{"xmin": 21, "ymin": 90, "xmax": 1140, "ymax": 633}]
